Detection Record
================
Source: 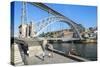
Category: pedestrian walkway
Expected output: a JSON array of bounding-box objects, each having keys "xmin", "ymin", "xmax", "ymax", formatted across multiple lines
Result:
[{"xmin": 27, "ymin": 50, "xmax": 76, "ymax": 65}]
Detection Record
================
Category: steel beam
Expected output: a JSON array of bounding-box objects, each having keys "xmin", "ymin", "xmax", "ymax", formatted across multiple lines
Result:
[
  {"xmin": 28, "ymin": 2, "xmax": 64, "ymax": 16},
  {"xmin": 28, "ymin": 2, "xmax": 83, "ymax": 39},
  {"xmin": 28, "ymin": 2, "xmax": 84, "ymax": 29}
]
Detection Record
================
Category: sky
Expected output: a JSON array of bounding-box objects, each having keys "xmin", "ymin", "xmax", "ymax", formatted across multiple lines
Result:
[{"xmin": 13, "ymin": 1, "xmax": 97, "ymax": 36}]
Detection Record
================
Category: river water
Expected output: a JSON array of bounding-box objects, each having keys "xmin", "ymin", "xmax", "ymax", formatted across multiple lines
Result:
[{"xmin": 52, "ymin": 42, "xmax": 97, "ymax": 61}]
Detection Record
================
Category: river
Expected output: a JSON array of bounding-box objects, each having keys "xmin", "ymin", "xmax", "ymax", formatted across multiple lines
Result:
[{"xmin": 52, "ymin": 42, "xmax": 97, "ymax": 61}]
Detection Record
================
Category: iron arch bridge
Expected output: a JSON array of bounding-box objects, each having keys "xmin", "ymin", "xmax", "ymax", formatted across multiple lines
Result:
[{"xmin": 34, "ymin": 16, "xmax": 83, "ymax": 40}]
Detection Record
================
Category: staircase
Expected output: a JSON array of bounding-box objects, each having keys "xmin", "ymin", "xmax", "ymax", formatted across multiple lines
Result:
[{"xmin": 11, "ymin": 43, "xmax": 24, "ymax": 66}]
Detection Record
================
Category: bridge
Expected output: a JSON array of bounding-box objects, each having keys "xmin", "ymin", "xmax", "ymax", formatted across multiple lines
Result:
[
  {"xmin": 29, "ymin": 2, "xmax": 85, "ymax": 39},
  {"xmin": 14, "ymin": 2, "xmax": 85, "ymax": 40},
  {"xmin": 34, "ymin": 16, "xmax": 82, "ymax": 39},
  {"xmin": 11, "ymin": 2, "xmax": 87, "ymax": 65},
  {"xmin": 38, "ymin": 37, "xmax": 80, "ymax": 41},
  {"xmin": 13, "ymin": 1, "xmax": 85, "ymax": 58}
]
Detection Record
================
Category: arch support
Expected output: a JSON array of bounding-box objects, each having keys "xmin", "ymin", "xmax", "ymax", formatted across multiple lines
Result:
[{"xmin": 35, "ymin": 16, "xmax": 82, "ymax": 39}]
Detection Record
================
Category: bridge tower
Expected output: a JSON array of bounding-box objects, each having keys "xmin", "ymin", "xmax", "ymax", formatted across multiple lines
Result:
[
  {"xmin": 19, "ymin": 2, "xmax": 36, "ymax": 38},
  {"xmin": 19, "ymin": 2, "xmax": 27, "ymax": 38},
  {"xmin": 29, "ymin": 21, "xmax": 36, "ymax": 38}
]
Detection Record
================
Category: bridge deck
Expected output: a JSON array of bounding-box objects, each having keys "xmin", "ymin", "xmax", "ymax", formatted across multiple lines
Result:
[
  {"xmin": 14, "ymin": 37, "xmax": 80, "ymax": 42},
  {"xmin": 38, "ymin": 37, "xmax": 80, "ymax": 41}
]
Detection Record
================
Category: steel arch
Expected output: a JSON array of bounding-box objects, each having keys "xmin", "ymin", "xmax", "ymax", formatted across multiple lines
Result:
[{"xmin": 35, "ymin": 16, "xmax": 82, "ymax": 39}]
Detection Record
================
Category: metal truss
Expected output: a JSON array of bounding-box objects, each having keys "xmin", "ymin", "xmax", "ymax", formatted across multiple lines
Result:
[{"xmin": 35, "ymin": 16, "xmax": 83, "ymax": 39}]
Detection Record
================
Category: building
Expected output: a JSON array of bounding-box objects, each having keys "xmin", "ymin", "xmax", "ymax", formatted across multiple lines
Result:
[
  {"xmin": 43, "ymin": 29, "xmax": 73, "ymax": 38},
  {"xmin": 19, "ymin": 24, "xmax": 27, "ymax": 38},
  {"xmin": 19, "ymin": 21, "xmax": 36, "ymax": 38}
]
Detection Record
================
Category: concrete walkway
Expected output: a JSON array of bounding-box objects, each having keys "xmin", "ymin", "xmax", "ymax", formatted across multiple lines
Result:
[{"xmin": 27, "ymin": 50, "xmax": 76, "ymax": 65}]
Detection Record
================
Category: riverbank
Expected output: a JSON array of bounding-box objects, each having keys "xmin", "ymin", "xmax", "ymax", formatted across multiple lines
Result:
[
  {"xmin": 58, "ymin": 39, "xmax": 97, "ymax": 44},
  {"xmin": 51, "ymin": 42, "xmax": 97, "ymax": 61}
]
